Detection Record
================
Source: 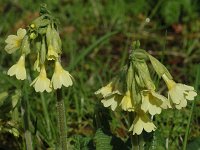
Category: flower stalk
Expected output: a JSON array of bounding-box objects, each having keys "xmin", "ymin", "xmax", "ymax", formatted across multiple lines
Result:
[
  {"xmin": 4, "ymin": 5, "xmax": 73, "ymax": 149},
  {"xmin": 56, "ymin": 89, "xmax": 68, "ymax": 150},
  {"xmin": 95, "ymin": 40, "xmax": 197, "ymax": 149}
]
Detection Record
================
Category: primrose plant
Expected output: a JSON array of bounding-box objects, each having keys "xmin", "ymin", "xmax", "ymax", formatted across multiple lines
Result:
[
  {"xmin": 95, "ymin": 41, "xmax": 197, "ymax": 147},
  {"xmin": 5, "ymin": 6, "xmax": 72, "ymax": 149}
]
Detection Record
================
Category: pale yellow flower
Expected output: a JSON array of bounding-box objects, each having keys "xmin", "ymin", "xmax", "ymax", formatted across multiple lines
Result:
[
  {"xmin": 47, "ymin": 45, "xmax": 59, "ymax": 60},
  {"xmin": 51, "ymin": 61, "xmax": 73, "ymax": 89},
  {"xmin": 129, "ymin": 110, "xmax": 156, "ymax": 135},
  {"xmin": 31, "ymin": 65, "xmax": 52, "ymax": 92},
  {"xmin": 162, "ymin": 74, "xmax": 197, "ymax": 109},
  {"xmin": 95, "ymin": 82, "xmax": 113, "ymax": 97},
  {"xmin": 101, "ymin": 94, "xmax": 122, "ymax": 111},
  {"xmin": 7, "ymin": 54, "xmax": 26, "ymax": 80},
  {"xmin": 141, "ymin": 90, "xmax": 168, "ymax": 115},
  {"xmin": 5, "ymin": 28, "xmax": 26, "ymax": 54},
  {"xmin": 120, "ymin": 91, "xmax": 134, "ymax": 111}
]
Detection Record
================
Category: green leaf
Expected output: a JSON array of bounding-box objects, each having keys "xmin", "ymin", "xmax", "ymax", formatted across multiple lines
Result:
[
  {"xmin": 70, "ymin": 135, "xmax": 93, "ymax": 150},
  {"xmin": 94, "ymin": 129, "xmax": 113, "ymax": 150}
]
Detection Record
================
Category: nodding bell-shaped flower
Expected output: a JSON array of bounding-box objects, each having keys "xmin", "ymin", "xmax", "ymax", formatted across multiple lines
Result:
[
  {"xmin": 30, "ymin": 65, "xmax": 52, "ymax": 92},
  {"xmin": 95, "ymin": 78, "xmax": 124, "ymax": 111},
  {"xmin": 47, "ymin": 45, "xmax": 59, "ymax": 60},
  {"xmin": 5, "ymin": 28, "xmax": 26, "ymax": 54},
  {"xmin": 129, "ymin": 110, "xmax": 156, "ymax": 135},
  {"xmin": 7, "ymin": 54, "xmax": 26, "ymax": 80},
  {"xmin": 141, "ymin": 90, "xmax": 168, "ymax": 115},
  {"xmin": 95, "ymin": 82, "xmax": 113, "ymax": 98},
  {"xmin": 101, "ymin": 93, "xmax": 123, "ymax": 111},
  {"xmin": 51, "ymin": 61, "xmax": 73, "ymax": 89},
  {"xmin": 120, "ymin": 91, "xmax": 134, "ymax": 112},
  {"xmin": 162, "ymin": 73, "xmax": 197, "ymax": 109}
]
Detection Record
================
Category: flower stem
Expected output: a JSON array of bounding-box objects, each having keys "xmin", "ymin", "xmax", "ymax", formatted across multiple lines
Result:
[
  {"xmin": 183, "ymin": 65, "xmax": 200, "ymax": 150},
  {"xmin": 56, "ymin": 89, "xmax": 67, "ymax": 150}
]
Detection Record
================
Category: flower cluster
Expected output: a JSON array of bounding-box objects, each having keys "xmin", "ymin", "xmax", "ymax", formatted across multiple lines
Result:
[
  {"xmin": 95, "ymin": 41, "xmax": 197, "ymax": 135},
  {"xmin": 5, "ymin": 11, "xmax": 73, "ymax": 92}
]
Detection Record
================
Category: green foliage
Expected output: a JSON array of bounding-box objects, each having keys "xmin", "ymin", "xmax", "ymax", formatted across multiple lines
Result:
[
  {"xmin": 70, "ymin": 135, "xmax": 93, "ymax": 150},
  {"xmin": 144, "ymin": 131, "xmax": 165, "ymax": 150},
  {"xmin": 94, "ymin": 129, "xmax": 113, "ymax": 150},
  {"xmin": 187, "ymin": 137, "xmax": 200, "ymax": 150},
  {"xmin": 0, "ymin": 0, "xmax": 200, "ymax": 149},
  {"xmin": 160, "ymin": 0, "xmax": 181, "ymax": 25}
]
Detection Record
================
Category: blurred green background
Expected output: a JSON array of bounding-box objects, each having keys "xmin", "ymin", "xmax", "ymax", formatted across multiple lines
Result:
[{"xmin": 0, "ymin": 0, "xmax": 200, "ymax": 149}]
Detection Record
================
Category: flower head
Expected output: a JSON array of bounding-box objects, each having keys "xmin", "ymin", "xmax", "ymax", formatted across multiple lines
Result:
[
  {"xmin": 120, "ymin": 91, "xmax": 134, "ymax": 111},
  {"xmin": 7, "ymin": 54, "xmax": 26, "ymax": 80},
  {"xmin": 47, "ymin": 45, "xmax": 59, "ymax": 60},
  {"xmin": 129, "ymin": 110, "xmax": 156, "ymax": 135},
  {"xmin": 101, "ymin": 93, "xmax": 123, "ymax": 111},
  {"xmin": 5, "ymin": 28, "xmax": 26, "ymax": 54},
  {"xmin": 141, "ymin": 90, "xmax": 168, "ymax": 115},
  {"xmin": 95, "ymin": 78, "xmax": 124, "ymax": 111},
  {"xmin": 162, "ymin": 74, "xmax": 197, "ymax": 109},
  {"xmin": 51, "ymin": 61, "xmax": 73, "ymax": 89},
  {"xmin": 31, "ymin": 65, "xmax": 52, "ymax": 92},
  {"xmin": 95, "ymin": 82, "xmax": 113, "ymax": 97}
]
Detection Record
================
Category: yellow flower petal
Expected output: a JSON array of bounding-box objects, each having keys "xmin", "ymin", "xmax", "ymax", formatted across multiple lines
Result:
[
  {"xmin": 101, "ymin": 94, "xmax": 121, "ymax": 111},
  {"xmin": 7, "ymin": 54, "xmax": 26, "ymax": 80},
  {"xmin": 51, "ymin": 61, "xmax": 73, "ymax": 89},
  {"xmin": 141, "ymin": 90, "xmax": 166, "ymax": 115},
  {"xmin": 129, "ymin": 110, "xmax": 156, "ymax": 135},
  {"xmin": 31, "ymin": 65, "xmax": 52, "ymax": 92},
  {"xmin": 5, "ymin": 28, "xmax": 26, "ymax": 54},
  {"xmin": 95, "ymin": 82, "xmax": 113, "ymax": 97},
  {"xmin": 162, "ymin": 73, "xmax": 197, "ymax": 109},
  {"xmin": 47, "ymin": 45, "xmax": 59, "ymax": 60},
  {"xmin": 120, "ymin": 91, "xmax": 134, "ymax": 111}
]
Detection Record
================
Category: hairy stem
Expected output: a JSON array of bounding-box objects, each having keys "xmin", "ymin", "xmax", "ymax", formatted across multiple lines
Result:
[{"xmin": 56, "ymin": 89, "xmax": 67, "ymax": 150}]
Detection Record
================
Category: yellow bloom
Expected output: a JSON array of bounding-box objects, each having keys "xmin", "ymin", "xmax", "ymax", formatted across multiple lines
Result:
[
  {"xmin": 129, "ymin": 110, "xmax": 156, "ymax": 135},
  {"xmin": 162, "ymin": 74, "xmax": 197, "ymax": 109},
  {"xmin": 120, "ymin": 91, "xmax": 134, "ymax": 111},
  {"xmin": 51, "ymin": 61, "xmax": 73, "ymax": 89},
  {"xmin": 101, "ymin": 94, "xmax": 122, "ymax": 111},
  {"xmin": 47, "ymin": 45, "xmax": 59, "ymax": 60},
  {"xmin": 95, "ymin": 82, "xmax": 113, "ymax": 97},
  {"xmin": 31, "ymin": 65, "xmax": 52, "ymax": 92},
  {"xmin": 95, "ymin": 78, "xmax": 123, "ymax": 98},
  {"xmin": 141, "ymin": 90, "xmax": 168, "ymax": 115},
  {"xmin": 7, "ymin": 54, "xmax": 26, "ymax": 80},
  {"xmin": 5, "ymin": 28, "xmax": 26, "ymax": 54}
]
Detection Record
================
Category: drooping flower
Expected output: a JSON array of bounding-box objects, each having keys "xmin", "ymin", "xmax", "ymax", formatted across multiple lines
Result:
[
  {"xmin": 95, "ymin": 77, "xmax": 124, "ymax": 111},
  {"xmin": 5, "ymin": 28, "xmax": 26, "ymax": 54},
  {"xmin": 7, "ymin": 54, "xmax": 26, "ymax": 80},
  {"xmin": 51, "ymin": 61, "xmax": 73, "ymax": 89},
  {"xmin": 129, "ymin": 110, "xmax": 156, "ymax": 135},
  {"xmin": 162, "ymin": 73, "xmax": 197, "ymax": 109},
  {"xmin": 95, "ymin": 82, "xmax": 113, "ymax": 98},
  {"xmin": 120, "ymin": 91, "xmax": 134, "ymax": 111},
  {"xmin": 101, "ymin": 93, "xmax": 123, "ymax": 111},
  {"xmin": 141, "ymin": 90, "xmax": 168, "ymax": 115},
  {"xmin": 47, "ymin": 45, "xmax": 59, "ymax": 60},
  {"xmin": 30, "ymin": 65, "xmax": 52, "ymax": 92}
]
